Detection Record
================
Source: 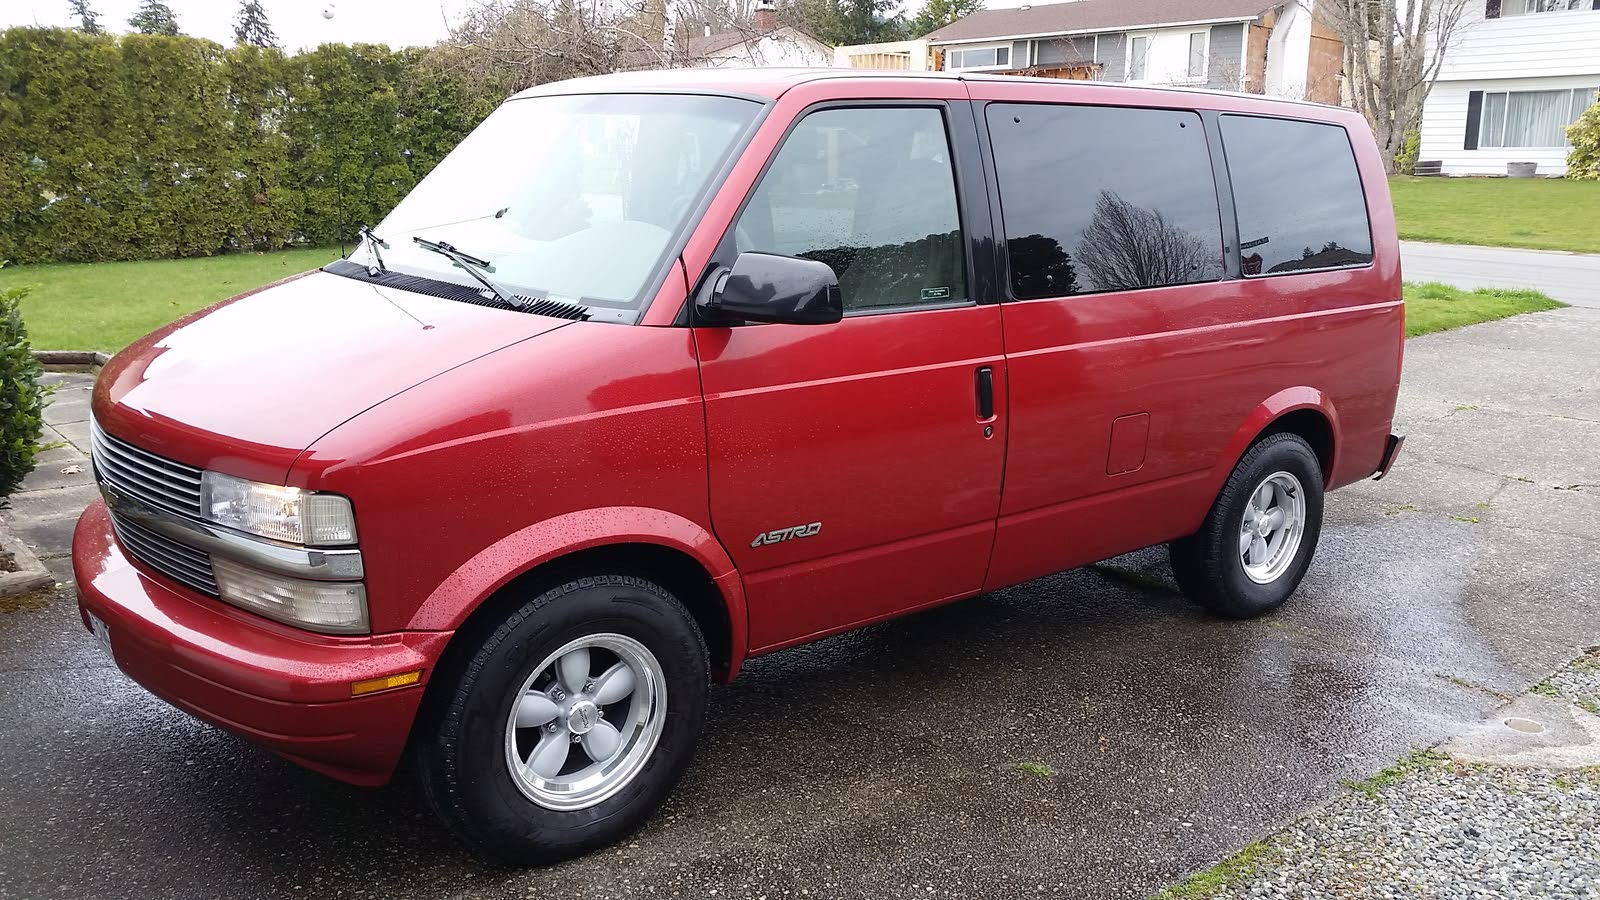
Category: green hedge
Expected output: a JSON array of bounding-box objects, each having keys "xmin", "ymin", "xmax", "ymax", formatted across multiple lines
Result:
[{"xmin": 0, "ymin": 28, "xmax": 495, "ymax": 264}]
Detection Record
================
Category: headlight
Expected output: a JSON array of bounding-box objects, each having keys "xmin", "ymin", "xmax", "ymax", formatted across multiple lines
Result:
[
  {"xmin": 201, "ymin": 471, "xmax": 357, "ymax": 546},
  {"xmin": 212, "ymin": 556, "xmax": 369, "ymax": 634}
]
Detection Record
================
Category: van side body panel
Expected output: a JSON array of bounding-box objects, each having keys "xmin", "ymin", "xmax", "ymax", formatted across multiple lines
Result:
[{"xmin": 963, "ymin": 79, "xmax": 1402, "ymax": 593}]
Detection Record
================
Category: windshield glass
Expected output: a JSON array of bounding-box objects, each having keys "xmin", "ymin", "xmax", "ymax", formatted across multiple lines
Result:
[{"xmin": 359, "ymin": 93, "xmax": 760, "ymax": 314}]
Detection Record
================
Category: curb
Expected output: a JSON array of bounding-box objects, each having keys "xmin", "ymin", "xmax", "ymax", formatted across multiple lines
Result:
[
  {"xmin": 0, "ymin": 517, "xmax": 57, "ymax": 598},
  {"xmin": 32, "ymin": 350, "xmax": 110, "ymax": 368}
]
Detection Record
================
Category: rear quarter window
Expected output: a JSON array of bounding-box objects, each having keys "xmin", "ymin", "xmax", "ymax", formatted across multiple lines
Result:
[{"xmin": 1220, "ymin": 115, "xmax": 1374, "ymax": 276}]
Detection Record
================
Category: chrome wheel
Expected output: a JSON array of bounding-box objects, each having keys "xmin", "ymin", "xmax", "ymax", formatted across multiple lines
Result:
[
  {"xmin": 1238, "ymin": 471, "xmax": 1305, "ymax": 585},
  {"xmin": 504, "ymin": 633, "xmax": 666, "ymax": 811}
]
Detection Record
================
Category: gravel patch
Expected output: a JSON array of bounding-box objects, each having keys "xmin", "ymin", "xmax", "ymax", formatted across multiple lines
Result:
[
  {"xmin": 1540, "ymin": 651, "xmax": 1600, "ymax": 716},
  {"xmin": 1178, "ymin": 760, "xmax": 1600, "ymax": 899}
]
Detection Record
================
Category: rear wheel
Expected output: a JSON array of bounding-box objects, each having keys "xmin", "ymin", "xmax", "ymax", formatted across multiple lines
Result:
[
  {"xmin": 1170, "ymin": 433, "xmax": 1324, "ymax": 619},
  {"xmin": 417, "ymin": 575, "xmax": 708, "ymax": 864}
]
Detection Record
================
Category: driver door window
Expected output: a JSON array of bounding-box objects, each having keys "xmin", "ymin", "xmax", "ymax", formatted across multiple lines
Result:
[{"xmin": 732, "ymin": 106, "xmax": 968, "ymax": 313}]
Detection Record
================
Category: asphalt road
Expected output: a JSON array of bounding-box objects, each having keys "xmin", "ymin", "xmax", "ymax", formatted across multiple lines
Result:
[
  {"xmin": 3, "ymin": 306, "xmax": 1599, "ymax": 900},
  {"xmin": 1401, "ymin": 240, "xmax": 1600, "ymax": 308}
]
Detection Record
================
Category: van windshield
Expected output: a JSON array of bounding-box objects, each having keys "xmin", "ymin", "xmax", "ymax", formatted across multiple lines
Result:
[{"xmin": 352, "ymin": 93, "xmax": 760, "ymax": 314}]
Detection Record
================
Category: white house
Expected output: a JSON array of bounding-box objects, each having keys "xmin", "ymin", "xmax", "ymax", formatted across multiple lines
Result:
[
  {"xmin": 681, "ymin": 2, "xmax": 834, "ymax": 69},
  {"xmin": 919, "ymin": 0, "xmax": 1345, "ymax": 104},
  {"xmin": 1418, "ymin": 0, "xmax": 1600, "ymax": 176}
]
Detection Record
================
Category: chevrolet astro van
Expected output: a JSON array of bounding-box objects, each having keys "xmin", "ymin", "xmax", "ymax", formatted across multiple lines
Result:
[{"xmin": 73, "ymin": 69, "xmax": 1405, "ymax": 863}]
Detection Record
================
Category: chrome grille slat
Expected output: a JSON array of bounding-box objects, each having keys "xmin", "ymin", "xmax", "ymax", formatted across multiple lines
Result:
[
  {"xmin": 95, "ymin": 431, "xmax": 203, "ymax": 484},
  {"xmin": 89, "ymin": 420, "xmax": 203, "ymax": 515},
  {"xmin": 89, "ymin": 430, "xmax": 201, "ymax": 488},
  {"xmin": 91, "ymin": 417, "xmax": 217, "ymax": 596},
  {"xmin": 117, "ymin": 527, "xmax": 215, "ymax": 587},
  {"xmin": 110, "ymin": 515, "xmax": 219, "ymax": 596},
  {"xmin": 90, "ymin": 448, "xmax": 204, "ymax": 511}
]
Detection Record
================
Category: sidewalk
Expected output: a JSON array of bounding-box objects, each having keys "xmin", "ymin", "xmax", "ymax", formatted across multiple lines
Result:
[
  {"xmin": 7, "ymin": 371, "xmax": 99, "ymax": 580},
  {"xmin": 1401, "ymin": 241, "xmax": 1600, "ymax": 309}
]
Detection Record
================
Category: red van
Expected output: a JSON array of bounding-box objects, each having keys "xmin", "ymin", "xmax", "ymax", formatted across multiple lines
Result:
[{"xmin": 73, "ymin": 69, "xmax": 1404, "ymax": 863}]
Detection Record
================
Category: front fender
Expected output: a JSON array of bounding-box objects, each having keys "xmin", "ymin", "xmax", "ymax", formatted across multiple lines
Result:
[
  {"xmin": 405, "ymin": 506, "xmax": 747, "ymax": 673},
  {"xmin": 1209, "ymin": 386, "xmax": 1341, "ymax": 491}
]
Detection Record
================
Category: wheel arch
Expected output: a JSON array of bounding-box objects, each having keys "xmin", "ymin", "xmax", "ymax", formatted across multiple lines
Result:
[
  {"xmin": 1215, "ymin": 388, "xmax": 1340, "ymax": 490},
  {"xmin": 407, "ymin": 507, "xmax": 748, "ymax": 683}
]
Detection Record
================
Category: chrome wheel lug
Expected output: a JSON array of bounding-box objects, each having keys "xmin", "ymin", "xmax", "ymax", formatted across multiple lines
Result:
[{"xmin": 570, "ymin": 733, "xmax": 582, "ymax": 744}]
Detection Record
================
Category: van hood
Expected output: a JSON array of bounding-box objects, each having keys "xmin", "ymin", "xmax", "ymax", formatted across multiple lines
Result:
[{"xmin": 93, "ymin": 269, "xmax": 571, "ymax": 482}]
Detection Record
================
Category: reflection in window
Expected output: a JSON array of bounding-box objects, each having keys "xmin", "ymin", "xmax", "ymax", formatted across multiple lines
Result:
[
  {"xmin": 1221, "ymin": 115, "xmax": 1373, "ymax": 276},
  {"xmin": 733, "ymin": 107, "xmax": 966, "ymax": 312},
  {"xmin": 986, "ymin": 103, "xmax": 1223, "ymax": 299}
]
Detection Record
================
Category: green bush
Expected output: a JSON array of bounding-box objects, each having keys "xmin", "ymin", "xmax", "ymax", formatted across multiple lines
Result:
[
  {"xmin": 1394, "ymin": 127, "xmax": 1420, "ymax": 176},
  {"xmin": 1568, "ymin": 92, "xmax": 1600, "ymax": 180},
  {"xmin": 0, "ymin": 27, "xmax": 491, "ymax": 264},
  {"xmin": 0, "ymin": 281, "xmax": 46, "ymax": 499}
]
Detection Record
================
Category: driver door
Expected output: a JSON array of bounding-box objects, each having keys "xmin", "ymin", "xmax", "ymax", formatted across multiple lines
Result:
[{"xmin": 694, "ymin": 101, "xmax": 1006, "ymax": 653}]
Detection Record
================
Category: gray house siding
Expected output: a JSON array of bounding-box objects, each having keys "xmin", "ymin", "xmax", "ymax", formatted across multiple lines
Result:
[
  {"xmin": 1206, "ymin": 23, "xmax": 1246, "ymax": 90},
  {"xmin": 1098, "ymin": 33, "xmax": 1127, "ymax": 81}
]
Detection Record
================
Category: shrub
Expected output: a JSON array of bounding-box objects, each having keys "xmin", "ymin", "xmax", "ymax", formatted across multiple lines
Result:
[
  {"xmin": 0, "ymin": 280, "xmax": 46, "ymax": 499},
  {"xmin": 1394, "ymin": 128, "xmax": 1420, "ymax": 176},
  {"xmin": 1568, "ymin": 92, "xmax": 1600, "ymax": 180}
]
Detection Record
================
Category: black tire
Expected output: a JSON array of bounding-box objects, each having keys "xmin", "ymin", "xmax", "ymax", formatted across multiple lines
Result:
[
  {"xmin": 416, "ymin": 574, "xmax": 708, "ymax": 864},
  {"xmin": 1170, "ymin": 433, "xmax": 1324, "ymax": 619}
]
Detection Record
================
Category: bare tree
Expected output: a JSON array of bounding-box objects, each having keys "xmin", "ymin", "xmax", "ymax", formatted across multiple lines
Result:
[
  {"xmin": 442, "ymin": 0, "xmax": 773, "ymax": 88},
  {"xmin": 1075, "ymin": 191, "xmax": 1217, "ymax": 293},
  {"xmin": 1317, "ymin": 0, "xmax": 1473, "ymax": 173}
]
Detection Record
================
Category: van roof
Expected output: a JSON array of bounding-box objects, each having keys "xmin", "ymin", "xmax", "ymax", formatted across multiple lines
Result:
[{"xmin": 509, "ymin": 67, "xmax": 1344, "ymax": 113}]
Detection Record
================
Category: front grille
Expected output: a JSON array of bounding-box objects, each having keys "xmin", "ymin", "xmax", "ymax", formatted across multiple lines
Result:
[
  {"xmin": 108, "ymin": 512, "xmax": 219, "ymax": 596},
  {"xmin": 90, "ymin": 417, "xmax": 217, "ymax": 595},
  {"xmin": 90, "ymin": 419, "xmax": 204, "ymax": 516}
]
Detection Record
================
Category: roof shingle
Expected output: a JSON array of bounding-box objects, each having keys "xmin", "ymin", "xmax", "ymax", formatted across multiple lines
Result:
[{"xmin": 925, "ymin": 0, "xmax": 1277, "ymax": 43}]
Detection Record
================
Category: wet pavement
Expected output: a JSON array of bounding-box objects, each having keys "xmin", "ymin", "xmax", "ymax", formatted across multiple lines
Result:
[{"xmin": 2, "ymin": 306, "xmax": 1598, "ymax": 900}]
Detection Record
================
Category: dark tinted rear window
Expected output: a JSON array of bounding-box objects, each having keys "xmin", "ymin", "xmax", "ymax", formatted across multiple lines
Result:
[
  {"xmin": 985, "ymin": 103, "xmax": 1223, "ymax": 299},
  {"xmin": 1221, "ymin": 115, "xmax": 1373, "ymax": 276}
]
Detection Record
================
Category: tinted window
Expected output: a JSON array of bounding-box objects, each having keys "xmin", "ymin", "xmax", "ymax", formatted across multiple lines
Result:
[
  {"xmin": 733, "ymin": 107, "xmax": 966, "ymax": 312},
  {"xmin": 1221, "ymin": 115, "xmax": 1373, "ymax": 276},
  {"xmin": 986, "ymin": 103, "xmax": 1223, "ymax": 299}
]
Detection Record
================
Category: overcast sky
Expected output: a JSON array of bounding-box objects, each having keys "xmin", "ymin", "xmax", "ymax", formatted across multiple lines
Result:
[{"xmin": 1, "ymin": 0, "xmax": 473, "ymax": 51}]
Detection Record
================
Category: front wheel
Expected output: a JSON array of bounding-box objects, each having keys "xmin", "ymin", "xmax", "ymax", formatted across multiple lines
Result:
[
  {"xmin": 1170, "ymin": 433, "xmax": 1324, "ymax": 618},
  {"xmin": 416, "ymin": 575, "xmax": 708, "ymax": 864}
]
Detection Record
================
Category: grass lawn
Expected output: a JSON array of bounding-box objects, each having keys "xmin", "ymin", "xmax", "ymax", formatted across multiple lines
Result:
[
  {"xmin": 1389, "ymin": 176, "xmax": 1600, "ymax": 254},
  {"xmin": 1403, "ymin": 281, "xmax": 1563, "ymax": 338},
  {"xmin": 0, "ymin": 247, "xmax": 337, "ymax": 351},
  {"xmin": 0, "ymin": 248, "xmax": 1562, "ymax": 351}
]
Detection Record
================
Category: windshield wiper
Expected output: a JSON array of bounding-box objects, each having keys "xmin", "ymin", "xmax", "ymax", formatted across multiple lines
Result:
[
  {"xmin": 411, "ymin": 236, "xmax": 527, "ymax": 310},
  {"xmin": 358, "ymin": 225, "xmax": 388, "ymax": 276}
]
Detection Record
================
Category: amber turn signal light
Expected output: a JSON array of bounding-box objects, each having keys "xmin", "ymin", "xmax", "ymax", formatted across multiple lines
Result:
[{"xmin": 350, "ymin": 670, "xmax": 422, "ymax": 696}]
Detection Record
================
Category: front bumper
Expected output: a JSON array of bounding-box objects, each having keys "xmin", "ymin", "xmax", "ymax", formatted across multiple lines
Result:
[{"xmin": 72, "ymin": 500, "xmax": 452, "ymax": 786}]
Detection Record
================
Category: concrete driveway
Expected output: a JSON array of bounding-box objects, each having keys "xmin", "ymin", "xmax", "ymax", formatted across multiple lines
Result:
[
  {"xmin": 2, "ymin": 306, "xmax": 1598, "ymax": 900},
  {"xmin": 1401, "ymin": 240, "xmax": 1600, "ymax": 308}
]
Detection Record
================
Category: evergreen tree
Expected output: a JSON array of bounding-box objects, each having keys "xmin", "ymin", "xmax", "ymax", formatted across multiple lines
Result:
[
  {"xmin": 66, "ymin": 0, "xmax": 104, "ymax": 34},
  {"xmin": 909, "ymin": 0, "xmax": 982, "ymax": 38},
  {"xmin": 234, "ymin": 0, "xmax": 280, "ymax": 48},
  {"xmin": 128, "ymin": 0, "xmax": 182, "ymax": 35},
  {"xmin": 793, "ymin": 0, "xmax": 905, "ymax": 45}
]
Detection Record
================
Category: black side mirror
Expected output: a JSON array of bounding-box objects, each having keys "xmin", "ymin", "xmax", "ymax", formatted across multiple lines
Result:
[{"xmin": 697, "ymin": 251, "xmax": 843, "ymax": 326}]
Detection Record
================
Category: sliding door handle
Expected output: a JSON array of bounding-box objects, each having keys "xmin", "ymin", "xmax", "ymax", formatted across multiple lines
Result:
[{"xmin": 975, "ymin": 366, "xmax": 994, "ymax": 420}]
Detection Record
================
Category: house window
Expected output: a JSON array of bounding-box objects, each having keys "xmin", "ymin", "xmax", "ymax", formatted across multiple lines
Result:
[
  {"xmin": 947, "ymin": 45, "xmax": 1011, "ymax": 70},
  {"xmin": 1187, "ymin": 32, "xmax": 1208, "ymax": 79},
  {"xmin": 1128, "ymin": 36, "xmax": 1149, "ymax": 80},
  {"xmin": 1480, "ymin": 87, "xmax": 1598, "ymax": 147},
  {"xmin": 1521, "ymin": 0, "xmax": 1585, "ymax": 11}
]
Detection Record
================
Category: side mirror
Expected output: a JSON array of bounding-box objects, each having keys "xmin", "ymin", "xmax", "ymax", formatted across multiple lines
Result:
[{"xmin": 697, "ymin": 251, "xmax": 843, "ymax": 326}]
